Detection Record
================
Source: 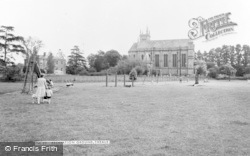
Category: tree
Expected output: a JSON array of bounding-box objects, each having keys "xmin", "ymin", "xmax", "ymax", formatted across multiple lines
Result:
[
  {"xmin": 215, "ymin": 47, "xmax": 222, "ymax": 66},
  {"xmin": 104, "ymin": 50, "xmax": 121, "ymax": 67},
  {"xmin": 67, "ymin": 45, "xmax": 87, "ymax": 75},
  {"xmin": 229, "ymin": 46, "xmax": 236, "ymax": 67},
  {"xmin": 196, "ymin": 50, "xmax": 203, "ymax": 60},
  {"xmin": 121, "ymin": 55, "xmax": 128, "ymax": 60},
  {"xmin": 242, "ymin": 45, "xmax": 250, "ymax": 67},
  {"xmin": 221, "ymin": 45, "xmax": 230, "ymax": 64},
  {"xmin": 219, "ymin": 64, "xmax": 236, "ymax": 81},
  {"xmin": 0, "ymin": 26, "xmax": 25, "ymax": 66},
  {"xmin": 194, "ymin": 60, "xmax": 207, "ymax": 85},
  {"xmin": 22, "ymin": 38, "xmax": 43, "ymax": 93},
  {"xmin": 208, "ymin": 49, "xmax": 216, "ymax": 63},
  {"xmin": 87, "ymin": 53, "xmax": 96, "ymax": 69},
  {"xmin": 235, "ymin": 44, "xmax": 242, "ymax": 67},
  {"xmin": 47, "ymin": 52, "xmax": 55, "ymax": 74},
  {"xmin": 129, "ymin": 68, "xmax": 137, "ymax": 87},
  {"xmin": 87, "ymin": 50, "xmax": 109, "ymax": 72}
]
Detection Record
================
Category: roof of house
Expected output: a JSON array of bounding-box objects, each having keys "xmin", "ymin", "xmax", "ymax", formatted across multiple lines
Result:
[{"xmin": 129, "ymin": 39, "xmax": 194, "ymax": 52}]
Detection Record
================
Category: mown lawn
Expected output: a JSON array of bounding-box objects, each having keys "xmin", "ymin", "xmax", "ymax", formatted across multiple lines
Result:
[
  {"xmin": 0, "ymin": 82, "xmax": 23, "ymax": 94},
  {"xmin": 0, "ymin": 80, "xmax": 249, "ymax": 156}
]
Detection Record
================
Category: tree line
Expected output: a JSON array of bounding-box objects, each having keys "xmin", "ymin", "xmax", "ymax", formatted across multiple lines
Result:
[{"xmin": 195, "ymin": 44, "xmax": 250, "ymax": 77}]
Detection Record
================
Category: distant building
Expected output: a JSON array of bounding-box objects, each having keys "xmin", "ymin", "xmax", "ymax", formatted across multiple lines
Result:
[
  {"xmin": 128, "ymin": 29, "xmax": 195, "ymax": 75},
  {"xmin": 37, "ymin": 50, "xmax": 66, "ymax": 75},
  {"xmin": 54, "ymin": 50, "xmax": 66, "ymax": 75}
]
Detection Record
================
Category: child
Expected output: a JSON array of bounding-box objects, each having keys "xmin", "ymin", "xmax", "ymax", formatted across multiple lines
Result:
[
  {"xmin": 43, "ymin": 87, "xmax": 53, "ymax": 104},
  {"xmin": 49, "ymin": 79, "xmax": 54, "ymax": 88},
  {"xmin": 32, "ymin": 86, "xmax": 38, "ymax": 104}
]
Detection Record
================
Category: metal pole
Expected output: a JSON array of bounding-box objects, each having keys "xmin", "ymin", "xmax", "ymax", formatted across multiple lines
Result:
[
  {"xmin": 106, "ymin": 72, "xmax": 108, "ymax": 87},
  {"xmin": 180, "ymin": 47, "xmax": 182, "ymax": 76},
  {"xmin": 124, "ymin": 74, "xmax": 125, "ymax": 86},
  {"xmin": 115, "ymin": 72, "xmax": 117, "ymax": 87}
]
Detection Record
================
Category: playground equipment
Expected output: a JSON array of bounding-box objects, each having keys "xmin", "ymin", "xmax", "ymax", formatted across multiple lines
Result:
[{"xmin": 22, "ymin": 54, "xmax": 42, "ymax": 93}]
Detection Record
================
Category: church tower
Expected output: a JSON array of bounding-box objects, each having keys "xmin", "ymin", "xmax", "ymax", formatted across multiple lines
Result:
[{"xmin": 139, "ymin": 27, "xmax": 150, "ymax": 42}]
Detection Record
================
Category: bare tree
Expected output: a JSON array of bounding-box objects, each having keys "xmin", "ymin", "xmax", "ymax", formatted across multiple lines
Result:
[{"xmin": 22, "ymin": 37, "xmax": 43, "ymax": 93}]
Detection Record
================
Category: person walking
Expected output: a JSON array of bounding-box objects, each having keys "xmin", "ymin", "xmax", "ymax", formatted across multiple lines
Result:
[{"xmin": 35, "ymin": 74, "xmax": 47, "ymax": 104}]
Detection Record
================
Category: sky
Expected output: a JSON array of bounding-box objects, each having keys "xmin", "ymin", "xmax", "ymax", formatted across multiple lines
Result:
[{"xmin": 0, "ymin": 0, "xmax": 250, "ymax": 63}]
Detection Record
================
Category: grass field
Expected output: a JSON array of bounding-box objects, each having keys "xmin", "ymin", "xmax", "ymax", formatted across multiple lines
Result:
[{"xmin": 0, "ymin": 80, "xmax": 249, "ymax": 156}]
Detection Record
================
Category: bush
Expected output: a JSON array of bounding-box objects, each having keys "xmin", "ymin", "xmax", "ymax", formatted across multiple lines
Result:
[
  {"xmin": 79, "ymin": 70, "xmax": 89, "ymax": 76},
  {"xmin": 208, "ymin": 67, "xmax": 219, "ymax": 78},
  {"xmin": 89, "ymin": 70, "xmax": 109, "ymax": 76},
  {"xmin": 129, "ymin": 68, "xmax": 137, "ymax": 81},
  {"xmin": 109, "ymin": 66, "xmax": 118, "ymax": 74},
  {"xmin": 116, "ymin": 59, "xmax": 147, "ymax": 75},
  {"xmin": 0, "ymin": 65, "xmax": 24, "ymax": 82},
  {"xmin": 206, "ymin": 62, "xmax": 216, "ymax": 69},
  {"xmin": 235, "ymin": 66, "xmax": 245, "ymax": 76},
  {"xmin": 88, "ymin": 67, "xmax": 96, "ymax": 73},
  {"xmin": 134, "ymin": 66, "xmax": 145, "ymax": 75},
  {"xmin": 219, "ymin": 64, "xmax": 236, "ymax": 76},
  {"xmin": 244, "ymin": 66, "xmax": 250, "ymax": 74}
]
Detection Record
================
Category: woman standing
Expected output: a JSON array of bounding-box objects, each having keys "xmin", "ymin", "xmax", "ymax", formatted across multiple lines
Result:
[{"xmin": 35, "ymin": 74, "xmax": 47, "ymax": 104}]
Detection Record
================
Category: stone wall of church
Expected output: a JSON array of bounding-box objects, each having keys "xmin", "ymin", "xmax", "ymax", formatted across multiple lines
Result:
[{"xmin": 128, "ymin": 49, "xmax": 194, "ymax": 76}]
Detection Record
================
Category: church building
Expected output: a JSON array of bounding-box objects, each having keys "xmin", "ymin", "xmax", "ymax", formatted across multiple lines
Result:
[{"xmin": 128, "ymin": 29, "xmax": 195, "ymax": 75}]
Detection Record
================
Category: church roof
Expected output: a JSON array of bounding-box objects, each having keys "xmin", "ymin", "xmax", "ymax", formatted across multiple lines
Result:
[{"xmin": 129, "ymin": 39, "xmax": 194, "ymax": 52}]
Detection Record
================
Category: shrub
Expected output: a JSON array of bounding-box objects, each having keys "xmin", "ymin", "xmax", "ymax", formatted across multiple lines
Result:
[
  {"xmin": 79, "ymin": 70, "xmax": 89, "ymax": 76},
  {"xmin": 235, "ymin": 65, "xmax": 245, "ymax": 76},
  {"xmin": 0, "ymin": 65, "xmax": 24, "ymax": 82},
  {"xmin": 89, "ymin": 70, "xmax": 109, "ymax": 76},
  {"xmin": 116, "ymin": 59, "xmax": 147, "ymax": 75},
  {"xmin": 244, "ymin": 66, "xmax": 250, "ymax": 74},
  {"xmin": 208, "ymin": 67, "xmax": 219, "ymax": 78},
  {"xmin": 129, "ymin": 68, "xmax": 137, "ymax": 81},
  {"xmin": 206, "ymin": 62, "xmax": 216, "ymax": 69},
  {"xmin": 88, "ymin": 67, "xmax": 96, "ymax": 73},
  {"xmin": 134, "ymin": 66, "xmax": 145, "ymax": 75},
  {"xmin": 219, "ymin": 64, "xmax": 236, "ymax": 76},
  {"xmin": 109, "ymin": 66, "xmax": 118, "ymax": 74}
]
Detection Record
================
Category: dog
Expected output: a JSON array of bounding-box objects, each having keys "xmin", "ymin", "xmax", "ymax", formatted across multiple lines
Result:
[{"xmin": 32, "ymin": 94, "xmax": 38, "ymax": 104}]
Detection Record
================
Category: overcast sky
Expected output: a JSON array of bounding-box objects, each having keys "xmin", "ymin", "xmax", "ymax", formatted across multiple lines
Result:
[{"xmin": 1, "ymin": 0, "xmax": 249, "ymax": 63}]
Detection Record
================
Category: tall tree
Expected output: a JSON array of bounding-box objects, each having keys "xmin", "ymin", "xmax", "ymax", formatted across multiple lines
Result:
[
  {"xmin": 215, "ymin": 47, "xmax": 222, "ymax": 66},
  {"xmin": 196, "ymin": 50, "xmax": 203, "ymax": 60},
  {"xmin": 235, "ymin": 44, "xmax": 242, "ymax": 66},
  {"xmin": 87, "ymin": 50, "xmax": 109, "ymax": 72},
  {"xmin": 67, "ymin": 45, "xmax": 87, "ymax": 74},
  {"xmin": 0, "ymin": 26, "xmax": 25, "ymax": 66},
  {"xmin": 229, "ymin": 46, "xmax": 236, "ymax": 67},
  {"xmin": 221, "ymin": 45, "xmax": 230, "ymax": 65},
  {"xmin": 104, "ymin": 50, "xmax": 121, "ymax": 67},
  {"xmin": 203, "ymin": 51, "xmax": 208, "ymax": 62},
  {"xmin": 242, "ymin": 45, "xmax": 250, "ymax": 67},
  {"xmin": 194, "ymin": 60, "xmax": 207, "ymax": 85},
  {"xmin": 208, "ymin": 49, "xmax": 216, "ymax": 63},
  {"xmin": 94, "ymin": 50, "xmax": 109, "ymax": 72},
  {"xmin": 87, "ymin": 53, "xmax": 96, "ymax": 68},
  {"xmin": 22, "ymin": 38, "xmax": 43, "ymax": 93},
  {"xmin": 47, "ymin": 52, "xmax": 55, "ymax": 74}
]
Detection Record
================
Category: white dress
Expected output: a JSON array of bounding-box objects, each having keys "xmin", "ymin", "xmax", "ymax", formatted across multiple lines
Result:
[{"xmin": 35, "ymin": 78, "xmax": 46, "ymax": 98}]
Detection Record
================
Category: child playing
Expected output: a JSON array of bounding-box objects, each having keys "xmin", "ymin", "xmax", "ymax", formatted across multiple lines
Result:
[
  {"xmin": 32, "ymin": 85, "xmax": 38, "ymax": 104},
  {"xmin": 43, "ymin": 87, "xmax": 53, "ymax": 104}
]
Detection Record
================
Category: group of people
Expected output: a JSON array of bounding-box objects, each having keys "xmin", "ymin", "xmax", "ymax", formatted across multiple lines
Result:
[{"xmin": 32, "ymin": 74, "xmax": 53, "ymax": 104}]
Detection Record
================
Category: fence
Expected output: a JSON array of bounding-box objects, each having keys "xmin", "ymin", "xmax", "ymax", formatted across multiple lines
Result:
[{"xmin": 45, "ymin": 74, "xmax": 207, "ymax": 84}]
